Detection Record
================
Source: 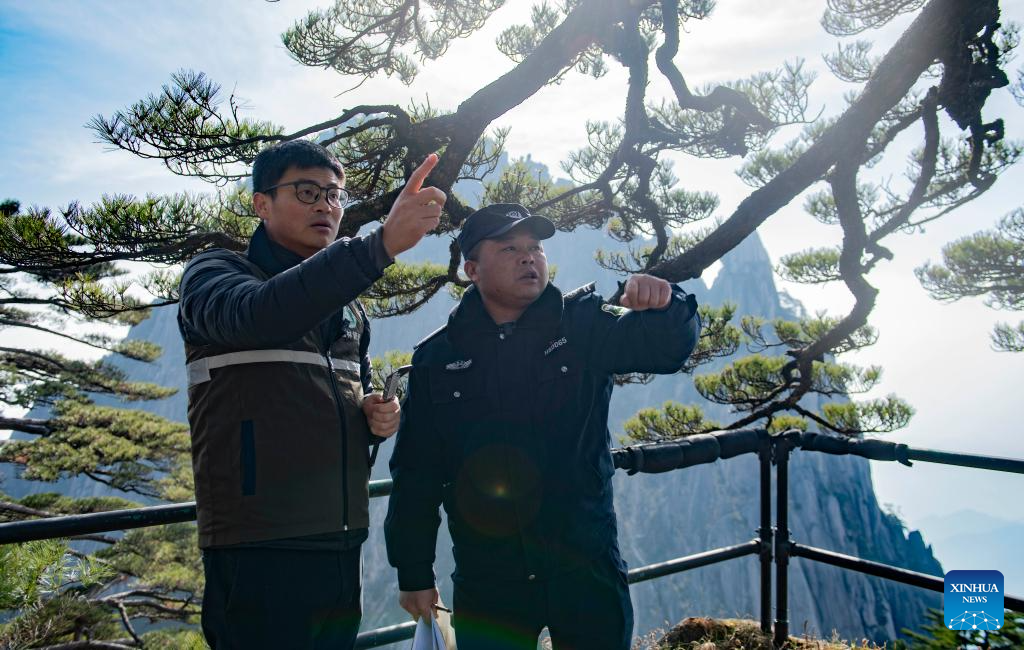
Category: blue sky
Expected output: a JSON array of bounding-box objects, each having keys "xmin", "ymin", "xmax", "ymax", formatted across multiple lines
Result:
[{"xmin": 1, "ymin": 0, "xmax": 1022, "ymax": 554}]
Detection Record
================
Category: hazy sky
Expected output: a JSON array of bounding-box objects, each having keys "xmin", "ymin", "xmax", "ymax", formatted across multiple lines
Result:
[{"xmin": 1, "ymin": 0, "xmax": 1022, "ymax": 531}]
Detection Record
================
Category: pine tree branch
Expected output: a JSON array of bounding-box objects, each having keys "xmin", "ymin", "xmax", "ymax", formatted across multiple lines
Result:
[
  {"xmin": 791, "ymin": 404, "xmax": 850, "ymax": 435},
  {"xmin": 99, "ymin": 591, "xmax": 200, "ymax": 618},
  {"xmin": 655, "ymin": 0, "xmax": 775, "ymax": 136},
  {"xmin": 0, "ymin": 415, "xmax": 52, "ymax": 435},
  {"xmin": 649, "ymin": 0, "xmax": 998, "ymax": 282},
  {"xmin": 343, "ymin": 0, "xmax": 644, "ymax": 232},
  {"xmin": 114, "ymin": 601, "xmax": 142, "ymax": 646},
  {"xmin": 0, "ymin": 318, "xmax": 131, "ymax": 357},
  {"xmin": 868, "ymin": 90, "xmax": 941, "ymax": 244},
  {"xmin": 783, "ymin": 150, "xmax": 879, "ymax": 406},
  {"xmin": 423, "ymin": 0, "xmax": 653, "ymax": 220},
  {"xmin": 82, "ymin": 470, "xmax": 162, "ymax": 500}
]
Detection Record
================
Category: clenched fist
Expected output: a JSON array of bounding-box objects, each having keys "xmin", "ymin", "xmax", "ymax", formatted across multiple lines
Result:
[
  {"xmin": 381, "ymin": 154, "xmax": 447, "ymax": 258},
  {"xmin": 620, "ymin": 274, "xmax": 672, "ymax": 311},
  {"xmin": 362, "ymin": 393, "xmax": 400, "ymax": 438}
]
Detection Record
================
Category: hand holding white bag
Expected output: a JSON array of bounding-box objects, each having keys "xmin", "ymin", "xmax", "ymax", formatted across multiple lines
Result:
[{"xmin": 409, "ymin": 600, "xmax": 455, "ymax": 650}]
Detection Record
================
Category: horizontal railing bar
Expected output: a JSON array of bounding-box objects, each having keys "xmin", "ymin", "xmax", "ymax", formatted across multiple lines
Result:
[
  {"xmin": 628, "ymin": 540, "xmax": 761, "ymax": 584},
  {"xmin": 905, "ymin": 448, "xmax": 1024, "ymax": 474},
  {"xmin": 613, "ymin": 429, "xmax": 765, "ymax": 474},
  {"xmin": 0, "ymin": 502, "xmax": 196, "ymax": 545},
  {"xmin": 792, "ymin": 543, "xmax": 1024, "ymax": 613},
  {"xmin": 0, "ymin": 479, "xmax": 394, "ymax": 545},
  {"xmin": 791, "ymin": 543, "xmax": 942, "ymax": 591},
  {"xmin": 792, "ymin": 432, "xmax": 1024, "ymax": 474},
  {"xmin": 369, "ymin": 479, "xmax": 393, "ymax": 498},
  {"xmin": 354, "ymin": 620, "xmax": 417, "ymax": 648}
]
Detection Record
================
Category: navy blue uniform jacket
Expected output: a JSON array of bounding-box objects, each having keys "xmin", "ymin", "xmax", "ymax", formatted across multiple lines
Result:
[{"xmin": 384, "ymin": 282, "xmax": 701, "ymax": 590}]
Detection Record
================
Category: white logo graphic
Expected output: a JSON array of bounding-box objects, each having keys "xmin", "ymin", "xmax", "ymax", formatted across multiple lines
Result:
[
  {"xmin": 506, "ymin": 211, "xmax": 522, "ymax": 219},
  {"xmin": 445, "ymin": 359, "xmax": 473, "ymax": 371},
  {"xmin": 948, "ymin": 611, "xmax": 1001, "ymax": 630}
]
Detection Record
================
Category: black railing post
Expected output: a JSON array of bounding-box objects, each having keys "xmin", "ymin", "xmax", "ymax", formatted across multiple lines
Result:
[
  {"xmin": 772, "ymin": 433, "xmax": 794, "ymax": 648},
  {"xmin": 758, "ymin": 432, "xmax": 773, "ymax": 635}
]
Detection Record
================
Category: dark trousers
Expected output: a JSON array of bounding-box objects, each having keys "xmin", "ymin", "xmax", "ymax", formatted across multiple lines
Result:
[
  {"xmin": 201, "ymin": 545, "xmax": 362, "ymax": 650},
  {"xmin": 452, "ymin": 551, "xmax": 633, "ymax": 650}
]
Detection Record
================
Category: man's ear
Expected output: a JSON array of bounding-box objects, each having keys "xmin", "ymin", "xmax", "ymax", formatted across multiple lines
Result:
[
  {"xmin": 252, "ymin": 192, "xmax": 271, "ymax": 221},
  {"xmin": 464, "ymin": 259, "xmax": 479, "ymax": 283}
]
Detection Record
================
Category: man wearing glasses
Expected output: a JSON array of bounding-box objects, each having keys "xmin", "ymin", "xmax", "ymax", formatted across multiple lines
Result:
[{"xmin": 177, "ymin": 139, "xmax": 445, "ymax": 649}]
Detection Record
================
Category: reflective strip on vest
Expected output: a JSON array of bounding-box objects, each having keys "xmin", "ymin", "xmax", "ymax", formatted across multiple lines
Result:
[{"xmin": 187, "ymin": 350, "xmax": 361, "ymax": 387}]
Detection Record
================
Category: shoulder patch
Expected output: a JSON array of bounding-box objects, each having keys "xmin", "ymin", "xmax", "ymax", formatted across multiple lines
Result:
[
  {"xmin": 563, "ymin": 282, "xmax": 597, "ymax": 302},
  {"xmin": 600, "ymin": 303, "xmax": 630, "ymax": 317},
  {"xmin": 414, "ymin": 324, "xmax": 448, "ymax": 350}
]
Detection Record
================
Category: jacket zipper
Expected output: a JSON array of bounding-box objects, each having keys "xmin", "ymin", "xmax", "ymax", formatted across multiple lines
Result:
[{"xmin": 324, "ymin": 346, "xmax": 351, "ymax": 531}]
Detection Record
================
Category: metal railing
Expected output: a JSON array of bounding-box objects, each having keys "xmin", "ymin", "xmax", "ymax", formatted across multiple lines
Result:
[{"xmin": 1, "ymin": 428, "xmax": 1021, "ymax": 648}]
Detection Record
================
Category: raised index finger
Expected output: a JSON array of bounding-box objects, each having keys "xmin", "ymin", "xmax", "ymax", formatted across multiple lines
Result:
[{"xmin": 401, "ymin": 153, "xmax": 439, "ymax": 195}]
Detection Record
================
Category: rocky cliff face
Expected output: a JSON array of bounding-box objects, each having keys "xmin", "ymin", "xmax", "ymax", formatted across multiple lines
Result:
[{"xmin": 0, "ymin": 187, "xmax": 942, "ymax": 645}]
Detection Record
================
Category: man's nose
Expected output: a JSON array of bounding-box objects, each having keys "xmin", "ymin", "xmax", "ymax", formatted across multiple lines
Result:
[
  {"xmin": 518, "ymin": 252, "xmax": 535, "ymax": 264},
  {"xmin": 312, "ymin": 192, "xmax": 332, "ymax": 212}
]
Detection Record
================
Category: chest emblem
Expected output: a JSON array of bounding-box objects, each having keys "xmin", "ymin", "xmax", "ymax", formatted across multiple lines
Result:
[
  {"xmin": 544, "ymin": 337, "xmax": 567, "ymax": 356},
  {"xmin": 445, "ymin": 359, "xmax": 473, "ymax": 371}
]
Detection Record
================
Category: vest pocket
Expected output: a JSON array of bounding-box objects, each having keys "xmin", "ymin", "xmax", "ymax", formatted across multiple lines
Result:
[{"xmin": 240, "ymin": 420, "xmax": 256, "ymax": 496}]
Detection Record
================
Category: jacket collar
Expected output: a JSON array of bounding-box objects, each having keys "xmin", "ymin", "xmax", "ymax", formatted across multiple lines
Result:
[
  {"xmin": 447, "ymin": 283, "xmax": 564, "ymax": 348},
  {"xmin": 246, "ymin": 222, "xmax": 304, "ymax": 277}
]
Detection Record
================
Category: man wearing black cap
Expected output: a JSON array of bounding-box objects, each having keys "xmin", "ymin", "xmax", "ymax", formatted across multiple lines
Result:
[{"xmin": 384, "ymin": 203, "xmax": 701, "ymax": 650}]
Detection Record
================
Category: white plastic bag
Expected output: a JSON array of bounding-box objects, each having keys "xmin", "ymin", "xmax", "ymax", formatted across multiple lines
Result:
[{"xmin": 409, "ymin": 602, "xmax": 455, "ymax": 650}]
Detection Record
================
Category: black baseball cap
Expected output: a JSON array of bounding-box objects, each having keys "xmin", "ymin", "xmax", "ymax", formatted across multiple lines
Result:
[{"xmin": 457, "ymin": 203, "xmax": 556, "ymax": 259}]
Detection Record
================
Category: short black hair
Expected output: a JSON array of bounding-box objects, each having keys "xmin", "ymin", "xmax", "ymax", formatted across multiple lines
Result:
[{"xmin": 251, "ymin": 140, "xmax": 345, "ymax": 196}]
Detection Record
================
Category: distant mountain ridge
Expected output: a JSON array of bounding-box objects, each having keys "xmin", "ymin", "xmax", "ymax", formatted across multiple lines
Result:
[{"xmin": 0, "ymin": 155, "xmax": 944, "ymax": 643}]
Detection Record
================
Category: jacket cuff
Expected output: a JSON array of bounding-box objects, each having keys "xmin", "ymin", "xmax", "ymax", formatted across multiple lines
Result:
[
  {"xmin": 650, "ymin": 284, "xmax": 691, "ymax": 313},
  {"xmin": 397, "ymin": 564, "xmax": 436, "ymax": 592},
  {"xmin": 363, "ymin": 227, "xmax": 394, "ymax": 275}
]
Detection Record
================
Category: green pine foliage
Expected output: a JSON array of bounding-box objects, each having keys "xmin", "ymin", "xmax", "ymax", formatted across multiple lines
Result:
[{"xmin": 916, "ymin": 209, "xmax": 1024, "ymax": 352}]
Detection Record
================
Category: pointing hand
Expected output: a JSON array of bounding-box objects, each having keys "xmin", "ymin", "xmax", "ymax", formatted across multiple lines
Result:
[{"xmin": 381, "ymin": 154, "xmax": 447, "ymax": 258}]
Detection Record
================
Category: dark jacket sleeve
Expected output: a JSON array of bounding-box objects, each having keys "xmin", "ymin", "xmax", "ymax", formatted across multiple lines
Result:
[
  {"xmin": 589, "ymin": 285, "xmax": 701, "ymax": 375},
  {"xmin": 384, "ymin": 362, "xmax": 444, "ymax": 591},
  {"xmin": 178, "ymin": 229, "xmax": 391, "ymax": 348}
]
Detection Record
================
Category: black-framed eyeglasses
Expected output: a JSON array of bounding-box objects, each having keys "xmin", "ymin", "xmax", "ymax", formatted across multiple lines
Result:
[{"xmin": 259, "ymin": 181, "xmax": 350, "ymax": 208}]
